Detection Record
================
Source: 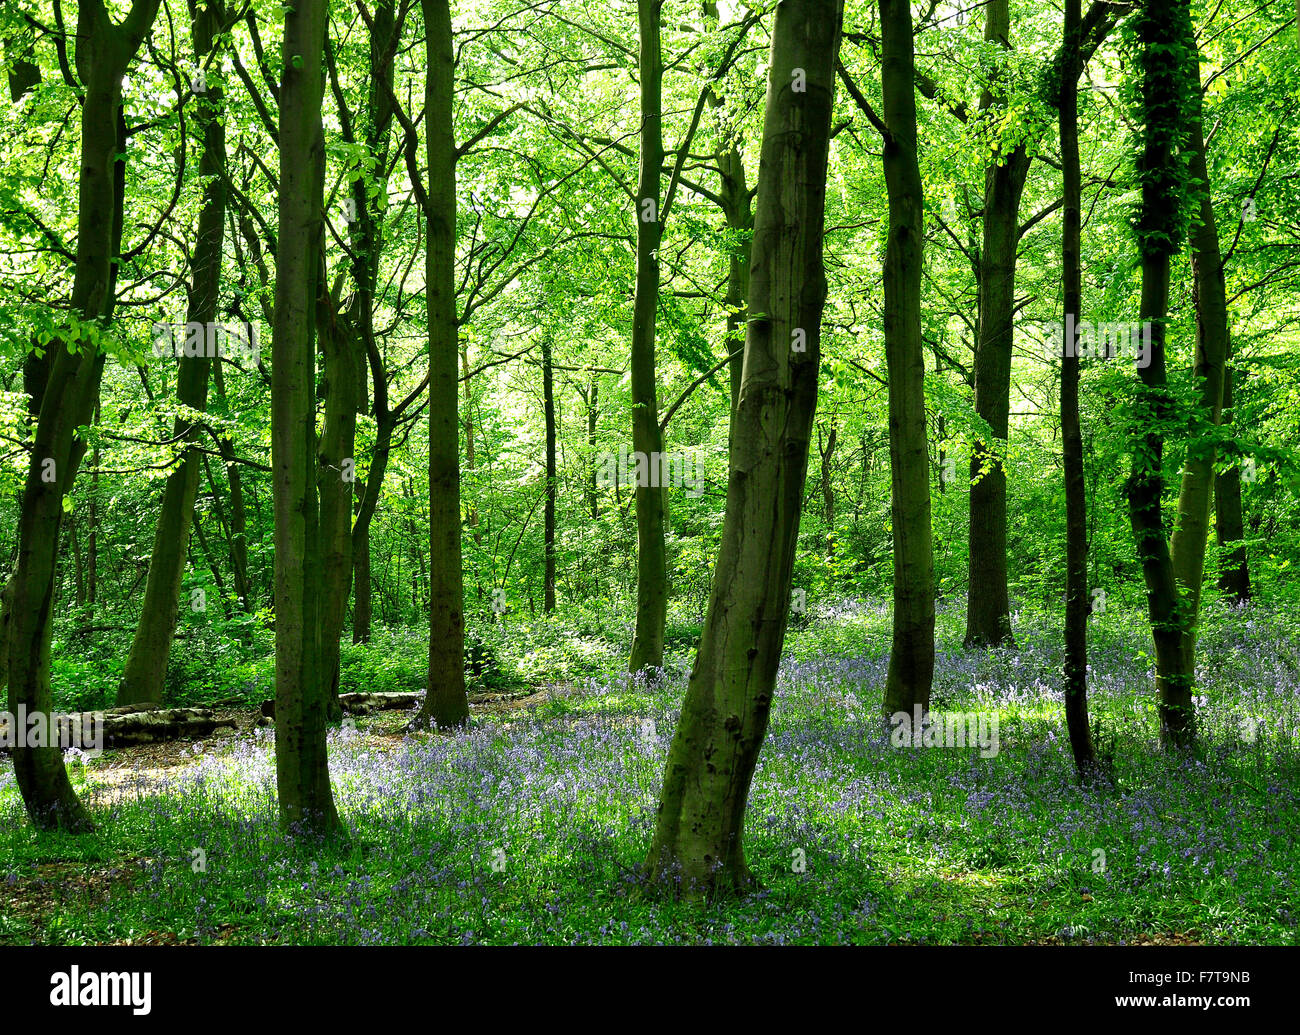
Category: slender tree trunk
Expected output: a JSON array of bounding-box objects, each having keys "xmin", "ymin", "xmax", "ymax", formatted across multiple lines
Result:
[
  {"xmin": 348, "ymin": 0, "xmax": 397, "ymax": 644},
  {"xmin": 316, "ymin": 276, "xmax": 359, "ymax": 721},
  {"xmin": 586, "ymin": 374, "xmax": 599, "ymax": 519},
  {"xmin": 628, "ymin": 0, "xmax": 668, "ymax": 676},
  {"xmin": 117, "ymin": 0, "xmax": 227, "ymax": 706},
  {"xmin": 1166, "ymin": 52, "xmax": 1229, "ymax": 696},
  {"xmin": 1059, "ymin": 0, "xmax": 1096, "ymax": 776},
  {"xmin": 415, "ymin": 0, "xmax": 468, "ymax": 728},
  {"xmin": 879, "ymin": 0, "xmax": 934, "ymax": 714},
  {"xmin": 4, "ymin": 0, "xmax": 160, "ymax": 832},
  {"xmin": 964, "ymin": 0, "xmax": 1026, "ymax": 649},
  {"xmin": 271, "ymin": 0, "xmax": 339, "ymax": 833},
  {"xmin": 1214, "ymin": 343, "xmax": 1251, "ymax": 601},
  {"xmin": 1127, "ymin": 0, "xmax": 1197, "ymax": 750},
  {"xmin": 542, "ymin": 335, "xmax": 557, "ymax": 612},
  {"xmin": 819, "ymin": 424, "xmax": 836, "ymax": 556},
  {"xmin": 462, "ymin": 346, "xmax": 481, "ymax": 543},
  {"xmin": 645, "ymin": 0, "xmax": 842, "ymax": 899}
]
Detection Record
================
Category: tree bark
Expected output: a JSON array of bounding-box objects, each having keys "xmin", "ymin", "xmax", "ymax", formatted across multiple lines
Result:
[
  {"xmin": 879, "ymin": 0, "xmax": 934, "ymax": 714},
  {"xmin": 271, "ymin": 0, "xmax": 340, "ymax": 833},
  {"xmin": 644, "ymin": 0, "xmax": 842, "ymax": 899}
]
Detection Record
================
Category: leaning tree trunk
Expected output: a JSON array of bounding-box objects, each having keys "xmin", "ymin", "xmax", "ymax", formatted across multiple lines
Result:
[
  {"xmin": 349, "ymin": 0, "xmax": 397, "ymax": 645},
  {"xmin": 271, "ymin": 0, "xmax": 340, "ymax": 833},
  {"xmin": 644, "ymin": 0, "xmax": 842, "ymax": 900},
  {"xmin": 627, "ymin": 0, "xmax": 668, "ymax": 676},
  {"xmin": 414, "ymin": 0, "xmax": 469, "ymax": 728},
  {"xmin": 964, "ymin": 0, "xmax": 1028, "ymax": 649},
  {"xmin": 1058, "ymin": 0, "xmax": 1096, "ymax": 777},
  {"xmin": 117, "ymin": 0, "xmax": 227, "ymax": 706},
  {"xmin": 1167, "ymin": 93, "xmax": 1229, "ymax": 654},
  {"xmin": 4, "ymin": 0, "xmax": 160, "ymax": 832},
  {"xmin": 1127, "ymin": 0, "xmax": 1198, "ymax": 750},
  {"xmin": 879, "ymin": 0, "xmax": 934, "ymax": 715}
]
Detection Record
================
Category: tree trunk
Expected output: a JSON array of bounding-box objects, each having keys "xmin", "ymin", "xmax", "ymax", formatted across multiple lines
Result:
[
  {"xmin": 1214, "ymin": 343, "xmax": 1251, "ymax": 601},
  {"xmin": 586, "ymin": 374, "xmax": 600, "ymax": 519},
  {"xmin": 1166, "ymin": 51, "xmax": 1229, "ymax": 705},
  {"xmin": 117, "ymin": 0, "xmax": 227, "ymax": 706},
  {"xmin": 542, "ymin": 335, "xmax": 557, "ymax": 612},
  {"xmin": 644, "ymin": 0, "xmax": 842, "ymax": 899},
  {"xmin": 271, "ymin": 0, "xmax": 340, "ymax": 833},
  {"xmin": 964, "ymin": 0, "xmax": 1026, "ymax": 649},
  {"xmin": 415, "ymin": 0, "xmax": 469, "ymax": 728},
  {"xmin": 3, "ymin": 0, "xmax": 160, "ymax": 832},
  {"xmin": 1127, "ymin": 0, "xmax": 1198, "ymax": 750},
  {"xmin": 1059, "ymin": 0, "xmax": 1096, "ymax": 777},
  {"xmin": 316, "ymin": 275, "xmax": 359, "ymax": 722},
  {"xmin": 879, "ymin": 0, "xmax": 934, "ymax": 714},
  {"xmin": 628, "ymin": 0, "xmax": 667, "ymax": 676},
  {"xmin": 348, "ymin": 0, "xmax": 397, "ymax": 645},
  {"xmin": 819, "ymin": 423, "xmax": 836, "ymax": 556}
]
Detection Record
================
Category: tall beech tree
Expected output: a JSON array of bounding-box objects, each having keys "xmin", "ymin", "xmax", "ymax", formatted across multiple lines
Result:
[
  {"xmin": 271, "ymin": 0, "xmax": 340, "ymax": 831},
  {"xmin": 117, "ymin": 0, "xmax": 228, "ymax": 706},
  {"xmin": 3, "ymin": 0, "xmax": 161, "ymax": 831},
  {"xmin": 878, "ymin": 0, "xmax": 934, "ymax": 715},
  {"xmin": 645, "ymin": 0, "xmax": 842, "ymax": 898}
]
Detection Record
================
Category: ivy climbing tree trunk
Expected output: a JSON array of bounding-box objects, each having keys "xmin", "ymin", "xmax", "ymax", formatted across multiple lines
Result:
[
  {"xmin": 117, "ymin": 0, "xmax": 227, "ymax": 706},
  {"xmin": 644, "ymin": 0, "xmax": 842, "ymax": 900},
  {"xmin": 1127, "ymin": 0, "xmax": 1199, "ymax": 750},
  {"xmin": 3, "ymin": 0, "xmax": 160, "ymax": 832},
  {"xmin": 271, "ymin": 0, "xmax": 340, "ymax": 832},
  {"xmin": 879, "ymin": 0, "xmax": 934, "ymax": 715}
]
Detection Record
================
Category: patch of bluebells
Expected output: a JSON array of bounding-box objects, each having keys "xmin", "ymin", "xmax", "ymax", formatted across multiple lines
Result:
[{"xmin": 1, "ymin": 596, "xmax": 1296, "ymax": 945}]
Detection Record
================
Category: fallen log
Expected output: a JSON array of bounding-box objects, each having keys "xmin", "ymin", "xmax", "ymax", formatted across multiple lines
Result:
[
  {"xmin": 260, "ymin": 691, "xmax": 423, "ymax": 720},
  {"xmin": 0, "ymin": 706, "xmax": 236, "ymax": 753}
]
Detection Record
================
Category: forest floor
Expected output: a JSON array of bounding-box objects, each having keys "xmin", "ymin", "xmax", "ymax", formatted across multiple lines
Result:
[{"xmin": 2, "ymin": 596, "xmax": 1298, "ymax": 945}]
